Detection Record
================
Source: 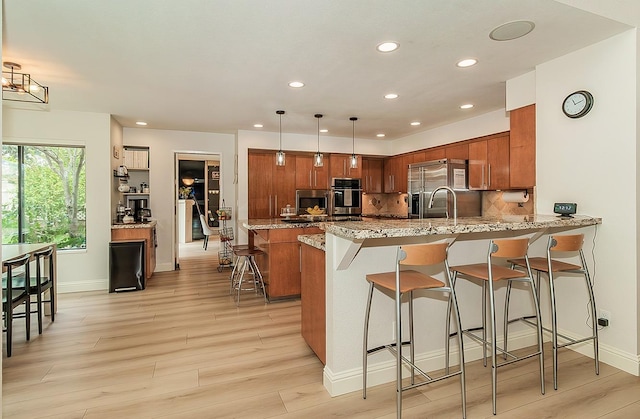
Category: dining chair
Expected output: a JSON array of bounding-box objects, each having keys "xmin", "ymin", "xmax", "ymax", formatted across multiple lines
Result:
[
  {"xmin": 200, "ymin": 214, "xmax": 215, "ymax": 250},
  {"xmin": 2, "ymin": 253, "xmax": 31, "ymax": 357},
  {"xmin": 26, "ymin": 246, "xmax": 56, "ymax": 334}
]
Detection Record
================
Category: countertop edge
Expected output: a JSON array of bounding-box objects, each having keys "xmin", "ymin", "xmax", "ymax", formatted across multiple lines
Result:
[
  {"xmin": 298, "ymin": 234, "xmax": 326, "ymax": 251},
  {"xmin": 111, "ymin": 220, "xmax": 158, "ymax": 229}
]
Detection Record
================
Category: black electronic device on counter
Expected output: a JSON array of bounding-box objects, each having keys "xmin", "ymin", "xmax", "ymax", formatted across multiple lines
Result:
[{"xmin": 554, "ymin": 202, "xmax": 577, "ymax": 217}]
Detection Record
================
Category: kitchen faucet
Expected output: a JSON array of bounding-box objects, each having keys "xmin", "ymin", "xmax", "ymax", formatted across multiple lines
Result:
[{"xmin": 427, "ymin": 186, "xmax": 457, "ymax": 224}]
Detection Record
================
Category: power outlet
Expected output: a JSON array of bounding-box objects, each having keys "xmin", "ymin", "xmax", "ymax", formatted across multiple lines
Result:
[{"xmin": 598, "ymin": 309, "xmax": 611, "ymax": 327}]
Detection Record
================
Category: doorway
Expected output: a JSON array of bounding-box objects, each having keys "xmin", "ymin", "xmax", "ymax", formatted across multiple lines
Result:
[{"xmin": 175, "ymin": 153, "xmax": 221, "ymax": 269}]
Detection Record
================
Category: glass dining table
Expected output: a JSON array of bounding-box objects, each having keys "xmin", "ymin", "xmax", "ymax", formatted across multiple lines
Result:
[{"xmin": 2, "ymin": 242, "xmax": 57, "ymax": 316}]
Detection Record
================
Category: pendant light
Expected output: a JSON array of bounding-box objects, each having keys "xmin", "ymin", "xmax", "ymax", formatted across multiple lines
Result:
[
  {"xmin": 314, "ymin": 113, "xmax": 324, "ymax": 167},
  {"xmin": 349, "ymin": 116, "xmax": 358, "ymax": 169},
  {"xmin": 275, "ymin": 110, "xmax": 286, "ymax": 166}
]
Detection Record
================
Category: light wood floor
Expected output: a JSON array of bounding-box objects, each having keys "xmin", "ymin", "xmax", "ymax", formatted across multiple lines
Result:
[{"xmin": 3, "ymin": 244, "xmax": 640, "ymax": 418}]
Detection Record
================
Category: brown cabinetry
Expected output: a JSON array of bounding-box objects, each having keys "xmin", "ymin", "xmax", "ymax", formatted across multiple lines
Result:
[
  {"xmin": 509, "ymin": 104, "xmax": 536, "ymax": 188},
  {"xmin": 445, "ymin": 143, "xmax": 469, "ymax": 160},
  {"xmin": 329, "ymin": 154, "xmax": 362, "ymax": 179},
  {"xmin": 248, "ymin": 152, "xmax": 296, "ymax": 218},
  {"xmin": 295, "ymin": 155, "xmax": 329, "ymax": 190},
  {"xmin": 468, "ymin": 133, "xmax": 510, "ymax": 190},
  {"xmin": 362, "ymin": 158, "xmax": 383, "ymax": 193},
  {"xmin": 111, "ymin": 226, "xmax": 156, "ymax": 279},
  {"xmin": 301, "ymin": 242, "xmax": 326, "ymax": 364},
  {"xmin": 383, "ymin": 156, "xmax": 407, "ymax": 193},
  {"xmin": 423, "ymin": 148, "xmax": 446, "ymax": 163},
  {"xmin": 251, "ymin": 227, "xmax": 323, "ymax": 300}
]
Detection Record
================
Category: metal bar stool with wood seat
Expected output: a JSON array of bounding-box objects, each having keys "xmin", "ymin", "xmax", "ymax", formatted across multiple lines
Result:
[
  {"xmin": 446, "ymin": 238, "xmax": 544, "ymax": 415},
  {"xmin": 363, "ymin": 242, "xmax": 466, "ymax": 418},
  {"xmin": 2, "ymin": 253, "xmax": 31, "ymax": 357},
  {"xmin": 508, "ymin": 233, "xmax": 598, "ymax": 390},
  {"xmin": 230, "ymin": 247, "xmax": 267, "ymax": 305}
]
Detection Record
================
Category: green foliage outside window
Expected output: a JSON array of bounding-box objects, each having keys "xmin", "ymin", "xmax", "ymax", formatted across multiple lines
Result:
[{"xmin": 2, "ymin": 144, "xmax": 86, "ymax": 249}]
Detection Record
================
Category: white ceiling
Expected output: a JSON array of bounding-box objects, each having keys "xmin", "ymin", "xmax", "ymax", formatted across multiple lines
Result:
[{"xmin": 1, "ymin": 0, "xmax": 631, "ymax": 140}]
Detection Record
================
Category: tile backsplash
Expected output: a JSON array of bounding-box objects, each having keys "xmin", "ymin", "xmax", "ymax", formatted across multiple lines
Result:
[
  {"xmin": 482, "ymin": 189, "xmax": 534, "ymax": 216},
  {"xmin": 362, "ymin": 190, "xmax": 534, "ymax": 218},
  {"xmin": 362, "ymin": 193, "xmax": 409, "ymax": 217}
]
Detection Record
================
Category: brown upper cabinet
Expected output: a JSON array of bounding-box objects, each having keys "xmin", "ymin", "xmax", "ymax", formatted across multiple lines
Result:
[
  {"xmin": 423, "ymin": 148, "xmax": 446, "ymax": 163},
  {"xmin": 445, "ymin": 143, "xmax": 469, "ymax": 160},
  {"xmin": 362, "ymin": 158, "xmax": 383, "ymax": 193},
  {"xmin": 248, "ymin": 152, "xmax": 297, "ymax": 218},
  {"xmin": 509, "ymin": 104, "xmax": 536, "ymax": 188},
  {"xmin": 295, "ymin": 155, "xmax": 329, "ymax": 190},
  {"xmin": 383, "ymin": 156, "xmax": 407, "ymax": 193},
  {"xmin": 468, "ymin": 132, "xmax": 510, "ymax": 190},
  {"xmin": 329, "ymin": 154, "xmax": 362, "ymax": 179}
]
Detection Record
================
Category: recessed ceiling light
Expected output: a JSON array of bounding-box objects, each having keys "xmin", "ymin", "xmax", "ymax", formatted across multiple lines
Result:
[
  {"xmin": 384, "ymin": 93, "xmax": 399, "ymax": 99},
  {"xmin": 376, "ymin": 42, "xmax": 399, "ymax": 53},
  {"xmin": 489, "ymin": 20, "xmax": 535, "ymax": 41},
  {"xmin": 253, "ymin": 124, "xmax": 263, "ymax": 128},
  {"xmin": 135, "ymin": 121, "xmax": 147, "ymax": 126},
  {"xmin": 288, "ymin": 81, "xmax": 305, "ymax": 88},
  {"xmin": 410, "ymin": 121, "xmax": 421, "ymax": 126},
  {"xmin": 456, "ymin": 58, "xmax": 477, "ymax": 68},
  {"xmin": 320, "ymin": 129, "xmax": 328, "ymax": 133},
  {"xmin": 376, "ymin": 133, "xmax": 386, "ymax": 138},
  {"xmin": 460, "ymin": 104, "xmax": 474, "ymax": 109}
]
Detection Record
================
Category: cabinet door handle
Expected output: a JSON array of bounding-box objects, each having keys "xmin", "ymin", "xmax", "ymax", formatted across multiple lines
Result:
[
  {"xmin": 274, "ymin": 195, "xmax": 278, "ymax": 217},
  {"xmin": 481, "ymin": 164, "xmax": 485, "ymax": 189},
  {"xmin": 309, "ymin": 170, "xmax": 312, "ymax": 187},
  {"xmin": 488, "ymin": 164, "xmax": 492, "ymax": 188},
  {"xmin": 314, "ymin": 171, "xmax": 317, "ymax": 187},
  {"xmin": 269, "ymin": 195, "xmax": 272, "ymax": 216},
  {"xmin": 299, "ymin": 245, "xmax": 302, "ymax": 273},
  {"xmin": 343, "ymin": 159, "xmax": 346, "ymax": 176}
]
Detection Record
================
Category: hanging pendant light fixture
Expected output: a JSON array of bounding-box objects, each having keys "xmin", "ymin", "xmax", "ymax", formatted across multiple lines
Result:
[
  {"xmin": 314, "ymin": 113, "xmax": 324, "ymax": 167},
  {"xmin": 349, "ymin": 116, "xmax": 358, "ymax": 169},
  {"xmin": 275, "ymin": 110, "xmax": 286, "ymax": 166},
  {"xmin": 2, "ymin": 62, "xmax": 49, "ymax": 104}
]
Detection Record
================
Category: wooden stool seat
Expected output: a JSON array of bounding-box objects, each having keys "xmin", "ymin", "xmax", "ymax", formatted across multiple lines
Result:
[
  {"xmin": 366, "ymin": 270, "xmax": 445, "ymax": 293},
  {"xmin": 510, "ymin": 257, "xmax": 581, "ymax": 273},
  {"xmin": 450, "ymin": 263, "xmax": 529, "ymax": 282}
]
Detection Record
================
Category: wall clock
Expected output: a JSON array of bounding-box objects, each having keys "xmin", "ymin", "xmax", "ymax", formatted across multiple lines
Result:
[{"xmin": 562, "ymin": 90, "xmax": 593, "ymax": 118}]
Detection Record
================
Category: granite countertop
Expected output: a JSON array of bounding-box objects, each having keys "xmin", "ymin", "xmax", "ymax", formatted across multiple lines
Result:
[
  {"xmin": 322, "ymin": 214, "xmax": 601, "ymax": 240},
  {"xmin": 111, "ymin": 220, "xmax": 158, "ymax": 229},
  {"xmin": 243, "ymin": 218, "xmax": 326, "ymax": 230},
  {"xmin": 298, "ymin": 234, "xmax": 326, "ymax": 251}
]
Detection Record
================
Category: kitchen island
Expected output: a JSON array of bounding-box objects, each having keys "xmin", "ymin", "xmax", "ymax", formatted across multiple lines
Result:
[
  {"xmin": 242, "ymin": 219, "xmax": 324, "ymax": 300},
  {"xmin": 311, "ymin": 214, "xmax": 601, "ymax": 396}
]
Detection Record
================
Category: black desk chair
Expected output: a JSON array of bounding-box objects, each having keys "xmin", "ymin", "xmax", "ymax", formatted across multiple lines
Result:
[{"xmin": 2, "ymin": 253, "xmax": 31, "ymax": 357}]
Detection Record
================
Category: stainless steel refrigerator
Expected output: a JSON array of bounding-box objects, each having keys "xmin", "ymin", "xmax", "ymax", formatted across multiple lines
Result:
[{"xmin": 408, "ymin": 159, "xmax": 481, "ymax": 219}]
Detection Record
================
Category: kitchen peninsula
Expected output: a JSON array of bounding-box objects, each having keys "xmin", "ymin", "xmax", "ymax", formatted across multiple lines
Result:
[
  {"xmin": 246, "ymin": 214, "xmax": 600, "ymax": 398},
  {"xmin": 317, "ymin": 214, "xmax": 601, "ymax": 396}
]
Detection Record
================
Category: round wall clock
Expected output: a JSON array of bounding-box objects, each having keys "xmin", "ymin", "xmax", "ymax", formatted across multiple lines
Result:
[{"xmin": 562, "ymin": 90, "xmax": 594, "ymax": 118}]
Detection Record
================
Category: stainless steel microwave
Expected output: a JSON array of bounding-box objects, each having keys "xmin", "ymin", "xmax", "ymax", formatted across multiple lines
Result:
[{"xmin": 296, "ymin": 190, "xmax": 329, "ymax": 215}]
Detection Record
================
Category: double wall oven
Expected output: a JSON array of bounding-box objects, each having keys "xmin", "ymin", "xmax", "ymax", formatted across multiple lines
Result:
[{"xmin": 330, "ymin": 178, "xmax": 362, "ymax": 216}]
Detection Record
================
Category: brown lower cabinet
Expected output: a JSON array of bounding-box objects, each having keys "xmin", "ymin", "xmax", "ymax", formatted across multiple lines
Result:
[
  {"xmin": 111, "ymin": 225, "xmax": 156, "ymax": 279},
  {"xmin": 251, "ymin": 227, "xmax": 323, "ymax": 300},
  {"xmin": 300, "ymin": 242, "xmax": 325, "ymax": 364}
]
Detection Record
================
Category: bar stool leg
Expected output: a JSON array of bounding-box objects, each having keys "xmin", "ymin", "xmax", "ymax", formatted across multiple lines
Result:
[
  {"xmin": 409, "ymin": 290, "xmax": 415, "ymax": 385},
  {"xmin": 395, "ymin": 282, "xmax": 403, "ymax": 419},
  {"xmin": 488, "ymin": 277, "xmax": 498, "ymax": 415},
  {"xmin": 530, "ymin": 271, "xmax": 546, "ymax": 397},
  {"xmin": 482, "ymin": 282, "xmax": 488, "ymax": 367},
  {"xmin": 549, "ymin": 270, "xmax": 559, "ymax": 390},
  {"xmin": 362, "ymin": 282, "xmax": 375, "ymax": 399},
  {"xmin": 503, "ymin": 281, "xmax": 512, "ymax": 361}
]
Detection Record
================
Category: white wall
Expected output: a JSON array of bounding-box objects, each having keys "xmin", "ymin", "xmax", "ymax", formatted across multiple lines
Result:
[
  {"xmin": 123, "ymin": 128, "xmax": 236, "ymax": 272},
  {"xmin": 535, "ymin": 29, "xmax": 638, "ymax": 368},
  {"xmin": 3, "ymin": 108, "xmax": 112, "ymax": 292}
]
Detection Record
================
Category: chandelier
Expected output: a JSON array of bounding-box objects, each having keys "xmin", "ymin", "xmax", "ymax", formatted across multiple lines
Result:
[{"xmin": 2, "ymin": 62, "xmax": 49, "ymax": 104}]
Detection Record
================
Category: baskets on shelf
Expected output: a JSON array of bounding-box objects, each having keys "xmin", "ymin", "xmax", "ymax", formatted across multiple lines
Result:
[
  {"xmin": 219, "ymin": 227, "xmax": 234, "ymax": 242},
  {"xmin": 217, "ymin": 207, "xmax": 232, "ymax": 220}
]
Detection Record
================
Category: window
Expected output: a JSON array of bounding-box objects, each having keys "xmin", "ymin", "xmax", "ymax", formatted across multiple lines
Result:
[{"xmin": 2, "ymin": 144, "xmax": 86, "ymax": 249}]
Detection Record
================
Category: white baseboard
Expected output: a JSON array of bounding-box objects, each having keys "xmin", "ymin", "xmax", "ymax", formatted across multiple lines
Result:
[
  {"xmin": 324, "ymin": 328, "xmax": 640, "ymax": 397},
  {"xmin": 58, "ymin": 280, "xmax": 108, "ymax": 293}
]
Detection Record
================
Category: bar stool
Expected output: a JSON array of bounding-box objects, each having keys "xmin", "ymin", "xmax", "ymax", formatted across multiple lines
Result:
[
  {"xmin": 508, "ymin": 234, "xmax": 598, "ymax": 390},
  {"xmin": 363, "ymin": 242, "xmax": 466, "ymax": 418},
  {"xmin": 446, "ymin": 238, "xmax": 544, "ymax": 415},
  {"xmin": 2, "ymin": 253, "xmax": 31, "ymax": 357},
  {"xmin": 230, "ymin": 247, "xmax": 267, "ymax": 305}
]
